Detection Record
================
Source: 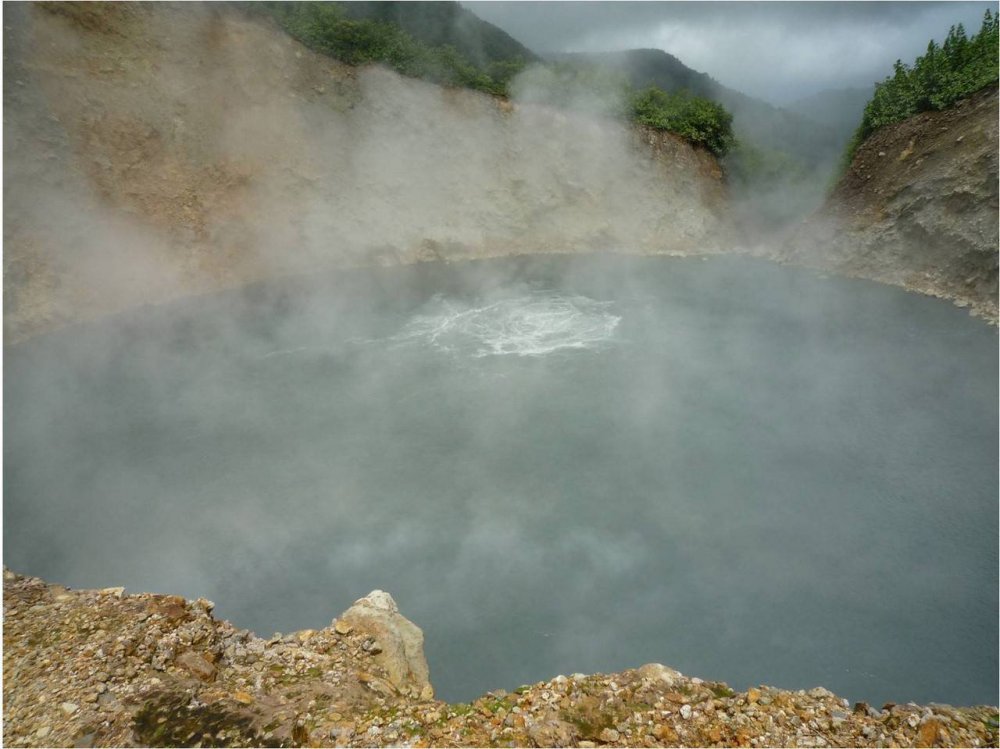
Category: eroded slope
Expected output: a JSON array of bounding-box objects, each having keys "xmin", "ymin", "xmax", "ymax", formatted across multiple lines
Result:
[
  {"xmin": 3, "ymin": 2, "xmax": 730, "ymax": 344},
  {"xmin": 783, "ymin": 85, "xmax": 999, "ymax": 321}
]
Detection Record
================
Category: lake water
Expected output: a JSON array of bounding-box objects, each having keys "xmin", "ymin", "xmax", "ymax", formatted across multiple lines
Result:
[{"xmin": 4, "ymin": 254, "xmax": 997, "ymax": 705}]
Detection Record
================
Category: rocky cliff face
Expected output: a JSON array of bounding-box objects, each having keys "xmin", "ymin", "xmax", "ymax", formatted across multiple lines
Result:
[
  {"xmin": 4, "ymin": 571, "xmax": 998, "ymax": 748},
  {"xmin": 781, "ymin": 85, "xmax": 999, "ymax": 322},
  {"xmin": 3, "ymin": 2, "xmax": 730, "ymax": 344}
]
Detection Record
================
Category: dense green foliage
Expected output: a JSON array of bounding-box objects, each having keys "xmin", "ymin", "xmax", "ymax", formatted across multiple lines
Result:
[
  {"xmin": 723, "ymin": 140, "xmax": 809, "ymax": 189},
  {"xmin": 512, "ymin": 63, "xmax": 735, "ymax": 155},
  {"xmin": 335, "ymin": 2, "xmax": 539, "ymax": 68},
  {"xmin": 250, "ymin": 2, "xmax": 735, "ymax": 155},
  {"xmin": 256, "ymin": 1, "xmax": 524, "ymax": 95},
  {"xmin": 843, "ymin": 10, "xmax": 999, "ymax": 167},
  {"xmin": 563, "ymin": 49, "xmax": 844, "ymax": 168},
  {"xmin": 630, "ymin": 87, "xmax": 735, "ymax": 156}
]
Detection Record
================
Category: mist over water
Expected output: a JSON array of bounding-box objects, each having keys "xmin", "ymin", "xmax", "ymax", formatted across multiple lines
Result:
[{"xmin": 4, "ymin": 255, "xmax": 997, "ymax": 706}]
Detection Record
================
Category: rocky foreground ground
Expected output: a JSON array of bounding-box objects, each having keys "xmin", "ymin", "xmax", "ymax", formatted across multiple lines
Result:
[{"xmin": 3, "ymin": 569, "xmax": 998, "ymax": 748}]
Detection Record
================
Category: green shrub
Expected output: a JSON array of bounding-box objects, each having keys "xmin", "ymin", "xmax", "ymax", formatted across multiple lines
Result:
[
  {"xmin": 724, "ymin": 140, "xmax": 809, "ymax": 188},
  {"xmin": 257, "ymin": 1, "xmax": 511, "ymax": 94},
  {"xmin": 630, "ymin": 86, "xmax": 735, "ymax": 156},
  {"xmin": 252, "ymin": 2, "xmax": 735, "ymax": 154},
  {"xmin": 842, "ymin": 10, "xmax": 998, "ymax": 169}
]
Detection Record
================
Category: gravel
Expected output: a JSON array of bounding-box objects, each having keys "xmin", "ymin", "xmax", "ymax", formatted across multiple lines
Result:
[{"xmin": 4, "ymin": 569, "xmax": 998, "ymax": 748}]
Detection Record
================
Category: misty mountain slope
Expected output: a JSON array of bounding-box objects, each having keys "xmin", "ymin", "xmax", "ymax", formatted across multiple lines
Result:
[
  {"xmin": 336, "ymin": 1, "xmax": 540, "ymax": 68},
  {"xmin": 786, "ymin": 87, "xmax": 871, "ymax": 148},
  {"xmin": 558, "ymin": 49, "xmax": 844, "ymax": 167},
  {"xmin": 782, "ymin": 84, "xmax": 999, "ymax": 321},
  {"xmin": 3, "ymin": 2, "xmax": 730, "ymax": 344}
]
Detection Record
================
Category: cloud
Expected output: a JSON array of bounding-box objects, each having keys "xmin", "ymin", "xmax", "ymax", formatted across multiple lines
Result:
[{"xmin": 467, "ymin": 1, "xmax": 996, "ymax": 103}]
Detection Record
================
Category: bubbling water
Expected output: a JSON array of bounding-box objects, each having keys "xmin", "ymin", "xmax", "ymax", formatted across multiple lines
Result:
[
  {"xmin": 394, "ymin": 292, "xmax": 621, "ymax": 357},
  {"xmin": 4, "ymin": 255, "xmax": 997, "ymax": 706}
]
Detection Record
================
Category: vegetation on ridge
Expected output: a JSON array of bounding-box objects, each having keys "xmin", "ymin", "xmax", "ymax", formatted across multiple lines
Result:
[
  {"xmin": 253, "ymin": 1, "xmax": 524, "ymax": 95},
  {"xmin": 250, "ymin": 1, "xmax": 735, "ymax": 155},
  {"xmin": 560, "ymin": 48, "xmax": 847, "ymax": 168},
  {"xmin": 630, "ymin": 86, "xmax": 734, "ymax": 155},
  {"xmin": 333, "ymin": 1, "xmax": 539, "ymax": 69},
  {"xmin": 842, "ymin": 10, "xmax": 999, "ymax": 168}
]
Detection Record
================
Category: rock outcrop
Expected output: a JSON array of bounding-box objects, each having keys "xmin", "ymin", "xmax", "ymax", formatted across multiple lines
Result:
[
  {"xmin": 4, "ymin": 570, "xmax": 998, "ymax": 748},
  {"xmin": 336, "ymin": 591, "xmax": 434, "ymax": 701},
  {"xmin": 782, "ymin": 85, "xmax": 999, "ymax": 322}
]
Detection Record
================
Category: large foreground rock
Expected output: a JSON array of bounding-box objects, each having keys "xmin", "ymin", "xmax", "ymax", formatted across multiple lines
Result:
[{"xmin": 336, "ymin": 590, "xmax": 434, "ymax": 700}]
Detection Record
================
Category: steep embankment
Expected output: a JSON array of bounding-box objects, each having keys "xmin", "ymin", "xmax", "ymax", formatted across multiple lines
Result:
[
  {"xmin": 2, "ymin": 2, "xmax": 730, "ymax": 344},
  {"xmin": 6, "ymin": 571, "xmax": 998, "ymax": 748},
  {"xmin": 782, "ymin": 85, "xmax": 999, "ymax": 321}
]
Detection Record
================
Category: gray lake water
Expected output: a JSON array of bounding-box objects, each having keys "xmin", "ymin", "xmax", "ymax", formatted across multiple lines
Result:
[{"xmin": 4, "ymin": 255, "xmax": 998, "ymax": 705}]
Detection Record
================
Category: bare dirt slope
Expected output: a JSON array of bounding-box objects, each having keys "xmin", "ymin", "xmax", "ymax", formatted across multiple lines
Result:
[
  {"xmin": 782, "ymin": 85, "xmax": 999, "ymax": 321},
  {"xmin": 3, "ymin": 2, "xmax": 730, "ymax": 344}
]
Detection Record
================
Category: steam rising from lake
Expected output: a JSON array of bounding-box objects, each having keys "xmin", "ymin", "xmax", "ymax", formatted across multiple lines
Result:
[{"xmin": 4, "ymin": 256, "xmax": 997, "ymax": 707}]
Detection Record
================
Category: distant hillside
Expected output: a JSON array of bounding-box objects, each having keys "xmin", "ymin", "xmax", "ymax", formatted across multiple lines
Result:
[
  {"xmin": 787, "ymin": 87, "xmax": 871, "ymax": 146},
  {"xmin": 251, "ymin": 4, "xmax": 735, "ymax": 156},
  {"xmin": 339, "ymin": 1, "xmax": 539, "ymax": 68},
  {"xmin": 558, "ymin": 49, "xmax": 843, "ymax": 167}
]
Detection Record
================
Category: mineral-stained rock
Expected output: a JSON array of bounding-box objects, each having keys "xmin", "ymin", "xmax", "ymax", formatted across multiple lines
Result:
[
  {"xmin": 917, "ymin": 716, "xmax": 945, "ymax": 747},
  {"xmin": 637, "ymin": 662, "xmax": 683, "ymax": 687},
  {"xmin": 334, "ymin": 619, "xmax": 354, "ymax": 636},
  {"xmin": 338, "ymin": 590, "xmax": 433, "ymax": 700},
  {"xmin": 655, "ymin": 723, "xmax": 680, "ymax": 743},
  {"xmin": 529, "ymin": 718, "xmax": 580, "ymax": 747},
  {"xmin": 598, "ymin": 726, "xmax": 621, "ymax": 742},
  {"xmin": 174, "ymin": 650, "xmax": 216, "ymax": 682}
]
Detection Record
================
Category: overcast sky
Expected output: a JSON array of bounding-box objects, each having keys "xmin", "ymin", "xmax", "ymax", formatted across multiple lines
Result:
[{"xmin": 466, "ymin": 2, "xmax": 996, "ymax": 104}]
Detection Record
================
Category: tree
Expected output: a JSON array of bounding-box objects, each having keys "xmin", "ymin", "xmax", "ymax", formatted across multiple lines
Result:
[{"xmin": 841, "ymin": 9, "xmax": 999, "ymax": 170}]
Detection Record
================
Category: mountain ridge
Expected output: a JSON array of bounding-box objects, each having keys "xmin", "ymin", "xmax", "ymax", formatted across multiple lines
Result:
[
  {"xmin": 556, "ymin": 48, "xmax": 844, "ymax": 166},
  {"xmin": 338, "ymin": 0, "xmax": 540, "ymax": 67}
]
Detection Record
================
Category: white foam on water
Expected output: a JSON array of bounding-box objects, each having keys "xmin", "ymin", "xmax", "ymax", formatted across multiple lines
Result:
[{"xmin": 395, "ymin": 292, "xmax": 621, "ymax": 357}]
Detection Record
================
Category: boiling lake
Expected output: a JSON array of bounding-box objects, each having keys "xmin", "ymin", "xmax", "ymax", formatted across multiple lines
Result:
[{"xmin": 5, "ymin": 255, "xmax": 997, "ymax": 705}]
